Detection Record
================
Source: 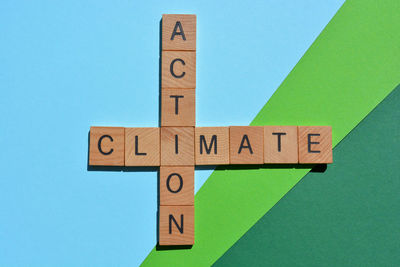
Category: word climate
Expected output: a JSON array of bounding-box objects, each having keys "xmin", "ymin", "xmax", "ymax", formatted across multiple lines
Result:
[{"xmin": 88, "ymin": 14, "xmax": 333, "ymax": 247}]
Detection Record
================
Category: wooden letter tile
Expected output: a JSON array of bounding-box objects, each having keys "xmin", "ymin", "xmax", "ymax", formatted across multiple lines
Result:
[
  {"xmin": 195, "ymin": 127, "xmax": 229, "ymax": 165},
  {"xmin": 162, "ymin": 51, "xmax": 196, "ymax": 89},
  {"xmin": 264, "ymin": 126, "xmax": 298, "ymax": 164},
  {"xmin": 161, "ymin": 127, "xmax": 194, "ymax": 166},
  {"xmin": 162, "ymin": 14, "xmax": 196, "ymax": 51},
  {"xmin": 89, "ymin": 126, "xmax": 124, "ymax": 166},
  {"xmin": 229, "ymin": 126, "xmax": 264, "ymax": 164},
  {"xmin": 159, "ymin": 166, "xmax": 194, "ymax": 206},
  {"xmin": 159, "ymin": 205, "xmax": 194, "ymax": 246},
  {"xmin": 298, "ymin": 126, "xmax": 332, "ymax": 164},
  {"xmin": 161, "ymin": 89, "xmax": 195, "ymax": 127},
  {"xmin": 125, "ymin": 128, "xmax": 160, "ymax": 166}
]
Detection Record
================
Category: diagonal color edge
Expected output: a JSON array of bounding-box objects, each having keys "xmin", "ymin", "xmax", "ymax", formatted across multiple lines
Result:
[{"xmin": 214, "ymin": 84, "xmax": 400, "ymax": 266}]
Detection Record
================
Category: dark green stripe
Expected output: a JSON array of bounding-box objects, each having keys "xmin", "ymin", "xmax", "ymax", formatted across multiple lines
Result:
[{"xmin": 214, "ymin": 84, "xmax": 400, "ymax": 267}]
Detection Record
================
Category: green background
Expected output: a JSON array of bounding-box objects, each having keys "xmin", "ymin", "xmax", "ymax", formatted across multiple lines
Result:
[{"xmin": 215, "ymin": 85, "xmax": 400, "ymax": 266}]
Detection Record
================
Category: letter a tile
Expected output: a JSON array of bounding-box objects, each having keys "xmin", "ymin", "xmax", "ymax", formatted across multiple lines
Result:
[
  {"xmin": 229, "ymin": 126, "xmax": 264, "ymax": 164},
  {"xmin": 162, "ymin": 14, "xmax": 196, "ymax": 51}
]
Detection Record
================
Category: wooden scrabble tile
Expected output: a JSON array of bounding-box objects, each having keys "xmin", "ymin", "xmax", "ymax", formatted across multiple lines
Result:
[
  {"xmin": 161, "ymin": 89, "xmax": 195, "ymax": 127},
  {"xmin": 195, "ymin": 127, "xmax": 229, "ymax": 165},
  {"xmin": 159, "ymin": 205, "xmax": 194, "ymax": 246},
  {"xmin": 264, "ymin": 126, "xmax": 298, "ymax": 164},
  {"xmin": 229, "ymin": 126, "xmax": 264, "ymax": 164},
  {"xmin": 162, "ymin": 14, "xmax": 196, "ymax": 51},
  {"xmin": 89, "ymin": 126, "xmax": 124, "ymax": 166},
  {"xmin": 162, "ymin": 51, "xmax": 196, "ymax": 89},
  {"xmin": 159, "ymin": 166, "xmax": 194, "ymax": 206},
  {"xmin": 298, "ymin": 126, "xmax": 332, "ymax": 164},
  {"xmin": 161, "ymin": 127, "xmax": 194, "ymax": 166},
  {"xmin": 125, "ymin": 128, "xmax": 160, "ymax": 166}
]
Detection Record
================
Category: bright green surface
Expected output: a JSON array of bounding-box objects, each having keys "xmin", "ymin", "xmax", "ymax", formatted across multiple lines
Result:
[
  {"xmin": 214, "ymin": 85, "xmax": 400, "ymax": 266},
  {"xmin": 142, "ymin": 1, "xmax": 400, "ymax": 266}
]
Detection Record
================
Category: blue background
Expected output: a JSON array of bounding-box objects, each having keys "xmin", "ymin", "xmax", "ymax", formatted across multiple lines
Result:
[{"xmin": 0, "ymin": 0, "xmax": 343, "ymax": 265}]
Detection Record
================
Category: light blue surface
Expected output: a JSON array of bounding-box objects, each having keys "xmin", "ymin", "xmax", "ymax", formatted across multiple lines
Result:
[{"xmin": 0, "ymin": 0, "xmax": 344, "ymax": 266}]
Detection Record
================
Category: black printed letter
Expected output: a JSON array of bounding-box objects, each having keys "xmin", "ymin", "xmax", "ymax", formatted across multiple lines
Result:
[
  {"xmin": 272, "ymin": 132, "xmax": 286, "ymax": 152},
  {"xmin": 308, "ymin": 134, "xmax": 320, "ymax": 153},
  {"xmin": 170, "ymin": 95, "xmax": 184, "ymax": 115},
  {"xmin": 170, "ymin": 58, "xmax": 185, "ymax": 78},
  {"xmin": 175, "ymin": 135, "xmax": 179, "ymax": 154},
  {"xmin": 200, "ymin": 135, "xmax": 217, "ymax": 154},
  {"xmin": 135, "ymin": 135, "xmax": 147, "ymax": 156},
  {"xmin": 169, "ymin": 214, "xmax": 184, "ymax": 234},
  {"xmin": 171, "ymin": 21, "xmax": 186, "ymax": 41},
  {"xmin": 98, "ymin": 135, "xmax": 113, "ymax": 155},
  {"xmin": 238, "ymin": 135, "xmax": 253, "ymax": 154},
  {"xmin": 166, "ymin": 173, "xmax": 183, "ymax": 193}
]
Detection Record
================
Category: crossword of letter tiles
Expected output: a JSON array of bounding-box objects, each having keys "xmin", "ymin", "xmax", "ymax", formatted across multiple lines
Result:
[{"xmin": 88, "ymin": 14, "xmax": 333, "ymax": 247}]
